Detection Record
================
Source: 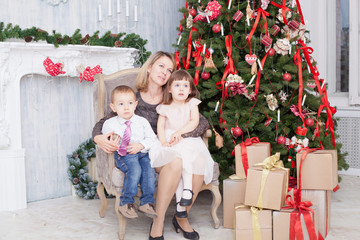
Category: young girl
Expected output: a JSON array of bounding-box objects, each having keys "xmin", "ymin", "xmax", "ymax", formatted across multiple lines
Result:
[{"xmin": 149, "ymin": 69, "xmax": 214, "ymax": 218}]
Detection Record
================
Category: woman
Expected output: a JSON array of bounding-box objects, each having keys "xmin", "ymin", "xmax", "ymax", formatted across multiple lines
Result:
[{"xmin": 92, "ymin": 51, "xmax": 210, "ymax": 240}]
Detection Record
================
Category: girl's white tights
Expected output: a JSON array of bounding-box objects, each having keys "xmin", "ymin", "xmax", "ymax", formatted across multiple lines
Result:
[{"xmin": 176, "ymin": 170, "xmax": 193, "ymax": 213}]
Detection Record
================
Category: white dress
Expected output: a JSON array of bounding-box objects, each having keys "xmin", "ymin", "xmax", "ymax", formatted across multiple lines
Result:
[{"xmin": 149, "ymin": 98, "xmax": 214, "ymax": 184}]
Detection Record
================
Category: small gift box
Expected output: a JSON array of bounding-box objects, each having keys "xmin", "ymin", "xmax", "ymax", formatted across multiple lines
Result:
[
  {"xmin": 270, "ymin": 24, "xmax": 280, "ymax": 36},
  {"xmin": 261, "ymin": 35, "xmax": 273, "ymax": 47},
  {"xmin": 288, "ymin": 19, "xmax": 300, "ymax": 31},
  {"xmin": 296, "ymin": 149, "xmax": 338, "ymax": 190},
  {"xmin": 223, "ymin": 178, "xmax": 247, "ymax": 228},
  {"xmin": 235, "ymin": 205, "xmax": 272, "ymax": 240},
  {"xmin": 244, "ymin": 153, "xmax": 290, "ymax": 210},
  {"xmin": 273, "ymin": 206, "xmax": 319, "ymax": 240},
  {"xmin": 233, "ymin": 10, "xmax": 244, "ymax": 22},
  {"xmin": 235, "ymin": 138, "xmax": 270, "ymax": 179}
]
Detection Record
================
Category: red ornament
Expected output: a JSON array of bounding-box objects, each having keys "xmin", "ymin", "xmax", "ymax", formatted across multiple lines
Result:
[
  {"xmin": 288, "ymin": 19, "xmax": 300, "ymax": 31},
  {"xmin": 43, "ymin": 57, "xmax": 66, "ymax": 76},
  {"xmin": 231, "ymin": 127, "xmax": 243, "ymax": 138},
  {"xmin": 305, "ymin": 118, "xmax": 315, "ymax": 127},
  {"xmin": 270, "ymin": 24, "xmax": 280, "ymax": 36},
  {"xmin": 201, "ymin": 72, "xmax": 210, "ymax": 80},
  {"xmin": 268, "ymin": 48, "xmax": 275, "ymax": 56},
  {"xmin": 212, "ymin": 24, "xmax": 221, "ymax": 33},
  {"xmin": 276, "ymin": 136, "xmax": 286, "ymax": 145},
  {"xmin": 261, "ymin": 35, "xmax": 273, "ymax": 47},
  {"xmin": 189, "ymin": 8, "xmax": 197, "ymax": 17},
  {"xmin": 283, "ymin": 72, "xmax": 292, "ymax": 82},
  {"xmin": 233, "ymin": 10, "xmax": 243, "ymax": 22}
]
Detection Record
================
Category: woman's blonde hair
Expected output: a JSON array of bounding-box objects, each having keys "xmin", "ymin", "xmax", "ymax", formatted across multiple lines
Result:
[
  {"xmin": 135, "ymin": 51, "xmax": 176, "ymax": 92},
  {"xmin": 162, "ymin": 69, "xmax": 200, "ymax": 105}
]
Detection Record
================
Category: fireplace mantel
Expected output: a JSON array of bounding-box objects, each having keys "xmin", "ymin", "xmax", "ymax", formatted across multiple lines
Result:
[{"xmin": 0, "ymin": 42, "xmax": 137, "ymax": 211}]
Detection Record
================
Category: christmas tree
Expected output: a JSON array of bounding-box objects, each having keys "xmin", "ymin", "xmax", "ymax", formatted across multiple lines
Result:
[{"xmin": 174, "ymin": 0, "xmax": 348, "ymax": 181}]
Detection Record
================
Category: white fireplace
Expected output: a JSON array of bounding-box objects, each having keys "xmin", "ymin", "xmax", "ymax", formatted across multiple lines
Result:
[{"xmin": 0, "ymin": 42, "xmax": 137, "ymax": 211}]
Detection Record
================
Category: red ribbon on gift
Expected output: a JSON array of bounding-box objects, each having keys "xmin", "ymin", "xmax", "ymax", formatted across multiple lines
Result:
[
  {"xmin": 270, "ymin": 0, "xmax": 291, "ymax": 25},
  {"xmin": 247, "ymin": 8, "xmax": 269, "ymax": 55},
  {"xmin": 239, "ymin": 137, "xmax": 262, "ymax": 176}
]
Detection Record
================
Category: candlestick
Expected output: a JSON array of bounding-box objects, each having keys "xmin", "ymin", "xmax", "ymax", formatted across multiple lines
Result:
[
  {"xmin": 98, "ymin": 4, "xmax": 102, "ymax": 21},
  {"xmin": 177, "ymin": 35, "xmax": 182, "ymax": 45},
  {"xmin": 257, "ymin": 59, "xmax": 263, "ymax": 71},
  {"xmin": 249, "ymin": 74, "xmax": 256, "ymax": 85},
  {"xmin": 108, "ymin": 0, "xmax": 112, "ymax": 16},
  {"xmin": 215, "ymin": 101, "xmax": 219, "ymax": 112},
  {"xmin": 117, "ymin": 0, "xmax": 120, "ymax": 13},
  {"xmin": 321, "ymin": 80, "xmax": 326, "ymax": 89},
  {"xmin": 277, "ymin": 109, "xmax": 280, "ymax": 122},
  {"xmin": 203, "ymin": 43, "xmax": 206, "ymax": 54},
  {"xmin": 302, "ymin": 94, "xmax": 307, "ymax": 106},
  {"xmin": 246, "ymin": 16, "xmax": 250, "ymax": 26},
  {"xmin": 134, "ymin": 5, "xmax": 138, "ymax": 21},
  {"xmin": 126, "ymin": 0, "xmax": 129, "ymax": 17},
  {"xmin": 228, "ymin": 0, "xmax": 232, "ymax": 9}
]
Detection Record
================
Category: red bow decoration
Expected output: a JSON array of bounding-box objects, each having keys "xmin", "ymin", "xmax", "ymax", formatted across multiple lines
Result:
[
  {"xmin": 240, "ymin": 137, "xmax": 260, "ymax": 176},
  {"xmin": 290, "ymin": 104, "xmax": 308, "ymax": 118},
  {"xmin": 43, "ymin": 57, "xmax": 66, "ymax": 76},
  {"xmin": 228, "ymin": 82, "xmax": 248, "ymax": 97},
  {"xmin": 79, "ymin": 65, "xmax": 103, "ymax": 83}
]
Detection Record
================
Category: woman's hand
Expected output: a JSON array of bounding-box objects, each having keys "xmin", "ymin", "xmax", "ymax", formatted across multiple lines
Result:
[
  {"xmin": 93, "ymin": 132, "xmax": 120, "ymax": 153},
  {"xmin": 127, "ymin": 143, "xmax": 144, "ymax": 154},
  {"xmin": 169, "ymin": 131, "xmax": 183, "ymax": 146}
]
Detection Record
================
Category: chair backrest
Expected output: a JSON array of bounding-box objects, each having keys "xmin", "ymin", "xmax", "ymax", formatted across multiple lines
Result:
[{"xmin": 93, "ymin": 68, "xmax": 141, "ymax": 122}]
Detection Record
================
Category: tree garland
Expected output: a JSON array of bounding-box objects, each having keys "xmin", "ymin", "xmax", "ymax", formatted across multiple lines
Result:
[
  {"xmin": 67, "ymin": 138, "xmax": 97, "ymax": 199},
  {"xmin": 0, "ymin": 22, "xmax": 151, "ymax": 65}
]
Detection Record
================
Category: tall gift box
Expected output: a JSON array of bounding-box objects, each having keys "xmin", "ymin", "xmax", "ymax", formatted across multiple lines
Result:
[
  {"xmin": 244, "ymin": 153, "xmax": 289, "ymax": 210},
  {"xmin": 223, "ymin": 178, "xmax": 246, "ymax": 228},
  {"xmin": 302, "ymin": 190, "xmax": 331, "ymax": 238},
  {"xmin": 296, "ymin": 150, "xmax": 338, "ymax": 190},
  {"xmin": 235, "ymin": 138, "xmax": 270, "ymax": 179},
  {"xmin": 273, "ymin": 207, "xmax": 319, "ymax": 240},
  {"xmin": 235, "ymin": 205, "xmax": 272, "ymax": 240}
]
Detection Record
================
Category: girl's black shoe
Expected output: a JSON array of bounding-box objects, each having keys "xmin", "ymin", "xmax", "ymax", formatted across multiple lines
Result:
[
  {"xmin": 172, "ymin": 216, "xmax": 200, "ymax": 240},
  {"xmin": 149, "ymin": 222, "xmax": 164, "ymax": 240},
  {"xmin": 180, "ymin": 189, "xmax": 194, "ymax": 206},
  {"xmin": 175, "ymin": 202, "xmax": 188, "ymax": 218}
]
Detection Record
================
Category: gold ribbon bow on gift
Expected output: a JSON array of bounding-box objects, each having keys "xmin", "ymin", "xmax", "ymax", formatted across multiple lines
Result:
[
  {"xmin": 254, "ymin": 152, "xmax": 285, "ymax": 208},
  {"xmin": 234, "ymin": 205, "xmax": 262, "ymax": 240}
]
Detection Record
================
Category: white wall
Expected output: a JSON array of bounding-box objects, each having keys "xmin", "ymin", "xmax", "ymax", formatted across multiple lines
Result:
[{"xmin": 0, "ymin": 0, "xmax": 185, "ymax": 54}]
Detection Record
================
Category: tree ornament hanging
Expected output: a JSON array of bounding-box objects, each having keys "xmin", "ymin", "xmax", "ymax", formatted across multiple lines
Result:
[
  {"xmin": 43, "ymin": 57, "xmax": 66, "ymax": 76},
  {"xmin": 270, "ymin": 24, "xmax": 280, "ymax": 36},
  {"xmin": 206, "ymin": 0, "xmax": 222, "ymax": 21},
  {"xmin": 268, "ymin": 48, "xmax": 275, "ymax": 57},
  {"xmin": 305, "ymin": 118, "xmax": 315, "ymax": 127},
  {"xmin": 264, "ymin": 94, "xmax": 278, "ymax": 111},
  {"xmin": 264, "ymin": 117, "xmax": 273, "ymax": 127},
  {"xmin": 233, "ymin": 10, "xmax": 243, "ymax": 22},
  {"xmin": 231, "ymin": 127, "xmax": 243, "ymax": 138},
  {"xmin": 261, "ymin": 0, "xmax": 270, "ymax": 10},
  {"xmin": 276, "ymin": 136, "xmax": 286, "ymax": 145},
  {"xmin": 276, "ymin": 8, "xmax": 292, "ymax": 23},
  {"xmin": 201, "ymin": 72, "xmax": 210, "ymax": 80},
  {"xmin": 273, "ymin": 38, "xmax": 290, "ymax": 55},
  {"xmin": 186, "ymin": 14, "xmax": 193, "ymax": 28},
  {"xmin": 189, "ymin": 8, "xmax": 197, "ymax": 17},
  {"xmin": 279, "ymin": 90, "xmax": 288, "ymax": 103},
  {"xmin": 212, "ymin": 24, "xmax": 221, "ymax": 33},
  {"xmin": 282, "ymin": 23, "xmax": 306, "ymax": 40},
  {"xmin": 245, "ymin": 54, "xmax": 257, "ymax": 65},
  {"xmin": 246, "ymin": 0, "xmax": 253, "ymax": 20},
  {"xmin": 261, "ymin": 35, "xmax": 273, "ymax": 47},
  {"xmin": 251, "ymin": 62, "xmax": 257, "ymax": 75},
  {"xmin": 306, "ymin": 79, "xmax": 317, "ymax": 89},
  {"xmin": 288, "ymin": 19, "xmax": 300, "ymax": 31},
  {"xmin": 204, "ymin": 50, "xmax": 217, "ymax": 70},
  {"xmin": 282, "ymin": 72, "xmax": 292, "ymax": 82}
]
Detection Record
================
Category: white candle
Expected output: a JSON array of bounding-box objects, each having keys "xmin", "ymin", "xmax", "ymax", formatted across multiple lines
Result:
[
  {"xmin": 98, "ymin": 4, "xmax": 102, "ymax": 21},
  {"xmin": 192, "ymin": 41, "xmax": 196, "ymax": 49},
  {"xmin": 257, "ymin": 59, "xmax": 263, "ymax": 71},
  {"xmin": 108, "ymin": 0, "xmax": 112, "ymax": 16},
  {"xmin": 321, "ymin": 80, "xmax": 326, "ymax": 89},
  {"xmin": 228, "ymin": 0, "xmax": 232, "ymax": 9},
  {"xmin": 134, "ymin": 5, "xmax": 138, "ymax": 21},
  {"xmin": 203, "ymin": 43, "xmax": 206, "ymax": 54},
  {"xmin": 177, "ymin": 35, "xmax": 182, "ymax": 45},
  {"xmin": 117, "ymin": 0, "xmax": 120, "ymax": 13},
  {"xmin": 246, "ymin": 16, "xmax": 250, "ymax": 26},
  {"xmin": 221, "ymin": 23, "xmax": 224, "ymax": 36},
  {"xmin": 292, "ymin": 0, "xmax": 295, "ymax": 8},
  {"xmin": 206, "ymin": 15, "xmax": 210, "ymax": 23},
  {"xmin": 198, "ymin": 0, "xmax": 201, "ymax": 3},
  {"xmin": 215, "ymin": 101, "xmax": 219, "ymax": 112},
  {"xmin": 277, "ymin": 109, "xmax": 280, "ymax": 122},
  {"xmin": 289, "ymin": 44, "xmax": 292, "ymax": 55},
  {"xmin": 249, "ymin": 74, "xmax": 256, "ymax": 85},
  {"xmin": 302, "ymin": 94, "xmax": 307, "ymax": 106},
  {"xmin": 126, "ymin": 0, "xmax": 129, "ymax": 17}
]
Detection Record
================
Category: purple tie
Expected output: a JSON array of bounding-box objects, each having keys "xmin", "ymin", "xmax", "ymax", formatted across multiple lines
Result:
[{"xmin": 118, "ymin": 120, "xmax": 131, "ymax": 156}]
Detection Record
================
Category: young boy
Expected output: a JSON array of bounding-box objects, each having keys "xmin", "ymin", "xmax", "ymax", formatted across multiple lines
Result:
[{"xmin": 102, "ymin": 85, "xmax": 157, "ymax": 219}]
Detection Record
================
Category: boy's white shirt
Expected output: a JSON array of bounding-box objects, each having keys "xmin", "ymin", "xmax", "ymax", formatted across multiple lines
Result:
[{"xmin": 102, "ymin": 114, "xmax": 157, "ymax": 152}]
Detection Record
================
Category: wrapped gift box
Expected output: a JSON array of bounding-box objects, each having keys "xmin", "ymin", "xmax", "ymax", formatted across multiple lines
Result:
[
  {"xmin": 273, "ymin": 207, "xmax": 318, "ymax": 240},
  {"xmin": 223, "ymin": 178, "xmax": 247, "ymax": 228},
  {"xmin": 296, "ymin": 150, "xmax": 338, "ymax": 190},
  {"xmin": 245, "ymin": 167, "xmax": 289, "ymax": 210},
  {"xmin": 302, "ymin": 190, "xmax": 331, "ymax": 238},
  {"xmin": 235, "ymin": 142, "xmax": 270, "ymax": 179},
  {"xmin": 235, "ymin": 205, "xmax": 272, "ymax": 240}
]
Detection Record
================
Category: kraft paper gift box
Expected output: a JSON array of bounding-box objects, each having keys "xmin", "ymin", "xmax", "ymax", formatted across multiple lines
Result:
[
  {"xmin": 273, "ymin": 207, "xmax": 319, "ymax": 240},
  {"xmin": 296, "ymin": 150, "xmax": 338, "ymax": 190},
  {"xmin": 244, "ymin": 153, "xmax": 289, "ymax": 211},
  {"xmin": 234, "ymin": 204, "xmax": 272, "ymax": 240},
  {"xmin": 223, "ymin": 177, "xmax": 246, "ymax": 228},
  {"xmin": 235, "ymin": 140, "xmax": 270, "ymax": 179},
  {"xmin": 301, "ymin": 190, "xmax": 331, "ymax": 238}
]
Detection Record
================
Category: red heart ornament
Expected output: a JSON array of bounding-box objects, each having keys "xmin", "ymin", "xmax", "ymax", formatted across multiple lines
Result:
[{"xmin": 245, "ymin": 54, "xmax": 257, "ymax": 65}]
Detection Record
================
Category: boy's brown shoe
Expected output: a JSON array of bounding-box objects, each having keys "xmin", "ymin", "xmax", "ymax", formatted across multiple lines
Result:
[
  {"xmin": 118, "ymin": 203, "xmax": 138, "ymax": 219},
  {"xmin": 139, "ymin": 203, "xmax": 157, "ymax": 218}
]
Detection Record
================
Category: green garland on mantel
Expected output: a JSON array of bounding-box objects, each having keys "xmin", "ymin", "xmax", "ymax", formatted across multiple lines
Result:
[
  {"xmin": 67, "ymin": 138, "xmax": 97, "ymax": 199},
  {"xmin": 0, "ymin": 22, "xmax": 151, "ymax": 65}
]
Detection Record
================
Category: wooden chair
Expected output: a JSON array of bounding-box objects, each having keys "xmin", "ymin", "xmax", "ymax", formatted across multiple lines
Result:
[{"xmin": 93, "ymin": 68, "xmax": 221, "ymax": 240}]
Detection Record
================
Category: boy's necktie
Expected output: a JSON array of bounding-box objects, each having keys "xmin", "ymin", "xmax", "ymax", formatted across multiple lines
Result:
[{"xmin": 118, "ymin": 120, "xmax": 131, "ymax": 156}]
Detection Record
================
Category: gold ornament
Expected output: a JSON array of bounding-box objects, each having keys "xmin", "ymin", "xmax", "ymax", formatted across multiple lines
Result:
[
  {"xmin": 186, "ymin": 14, "xmax": 193, "ymax": 29},
  {"xmin": 251, "ymin": 62, "xmax": 257, "ymax": 75},
  {"xmin": 204, "ymin": 53, "xmax": 217, "ymax": 70},
  {"xmin": 246, "ymin": 0, "xmax": 253, "ymax": 19}
]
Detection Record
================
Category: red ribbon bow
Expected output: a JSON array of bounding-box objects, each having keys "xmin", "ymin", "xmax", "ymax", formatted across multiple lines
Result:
[
  {"xmin": 247, "ymin": 8, "xmax": 270, "ymax": 55},
  {"xmin": 240, "ymin": 137, "xmax": 260, "ymax": 176}
]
